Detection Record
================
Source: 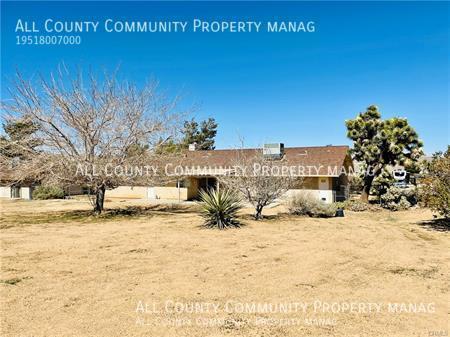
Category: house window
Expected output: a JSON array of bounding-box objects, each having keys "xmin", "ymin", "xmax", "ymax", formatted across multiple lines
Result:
[
  {"xmin": 11, "ymin": 186, "xmax": 21, "ymax": 198},
  {"xmin": 178, "ymin": 179, "xmax": 190, "ymax": 188}
]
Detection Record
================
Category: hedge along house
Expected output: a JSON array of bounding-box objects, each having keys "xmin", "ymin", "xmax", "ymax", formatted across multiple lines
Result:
[{"xmin": 107, "ymin": 144, "xmax": 353, "ymax": 203}]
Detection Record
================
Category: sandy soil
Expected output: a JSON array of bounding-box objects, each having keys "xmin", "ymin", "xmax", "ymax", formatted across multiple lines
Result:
[{"xmin": 0, "ymin": 198, "xmax": 449, "ymax": 337}]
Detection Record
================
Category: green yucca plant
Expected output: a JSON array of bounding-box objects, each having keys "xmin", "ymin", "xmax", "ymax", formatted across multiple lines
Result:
[{"xmin": 198, "ymin": 188, "xmax": 242, "ymax": 229}]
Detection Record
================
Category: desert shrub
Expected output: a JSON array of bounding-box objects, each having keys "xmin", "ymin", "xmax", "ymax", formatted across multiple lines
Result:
[
  {"xmin": 420, "ymin": 147, "xmax": 450, "ymax": 219},
  {"xmin": 333, "ymin": 201, "xmax": 347, "ymax": 210},
  {"xmin": 348, "ymin": 174, "xmax": 364, "ymax": 194},
  {"xmin": 381, "ymin": 186, "xmax": 417, "ymax": 211},
  {"xmin": 337, "ymin": 199, "xmax": 382, "ymax": 212},
  {"xmin": 288, "ymin": 193, "xmax": 315, "ymax": 215},
  {"xmin": 345, "ymin": 199, "xmax": 370, "ymax": 212},
  {"xmin": 32, "ymin": 185, "xmax": 65, "ymax": 200},
  {"xmin": 198, "ymin": 189, "xmax": 242, "ymax": 229},
  {"xmin": 395, "ymin": 196, "xmax": 412, "ymax": 211},
  {"xmin": 313, "ymin": 202, "xmax": 338, "ymax": 218},
  {"xmin": 288, "ymin": 193, "xmax": 336, "ymax": 218}
]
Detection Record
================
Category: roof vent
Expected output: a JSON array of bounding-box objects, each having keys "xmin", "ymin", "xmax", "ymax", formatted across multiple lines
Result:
[{"xmin": 263, "ymin": 143, "xmax": 284, "ymax": 159}]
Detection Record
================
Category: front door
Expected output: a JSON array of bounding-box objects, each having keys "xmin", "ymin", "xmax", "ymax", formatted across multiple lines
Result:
[
  {"xmin": 318, "ymin": 177, "xmax": 329, "ymax": 202},
  {"xmin": 198, "ymin": 177, "xmax": 217, "ymax": 193}
]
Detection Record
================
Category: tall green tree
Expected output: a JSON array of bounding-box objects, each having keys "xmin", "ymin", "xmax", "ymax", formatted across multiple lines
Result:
[
  {"xmin": 156, "ymin": 117, "xmax": 218, "ymax": 153},
  {"xmin": 181, "ymin": 118, "xmax": 199, "ymax": 147},
  {"xmin": 0, "ymin": 118, "xmax": 41, "ymax": 159},
  {"xmin": 181, "ymin": 117, "xmax": 218, "ymax": 150},
  {"xmin": 346, "ymin": 105, "xmax": 423, "ymax": 202},
  {"xmin": 154, "ymin": 138, "xmax": 181, "ymax": 155}
]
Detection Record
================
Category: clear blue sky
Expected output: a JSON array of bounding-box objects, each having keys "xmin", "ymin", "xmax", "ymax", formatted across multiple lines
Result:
[{"xmin": 1, "ymin": 1, "xmax": 449, "ymax": 154}]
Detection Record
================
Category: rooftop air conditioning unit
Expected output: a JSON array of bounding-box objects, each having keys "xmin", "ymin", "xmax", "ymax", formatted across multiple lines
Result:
[{"xmin": 263, "ymin": 143, "xmax": 284, "ymax": 159}]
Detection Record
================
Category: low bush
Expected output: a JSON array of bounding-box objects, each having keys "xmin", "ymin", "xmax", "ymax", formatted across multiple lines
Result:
[
  {"xmin": 419, "ymin": 147, "xmax": 450, "ymax": 218},
  {"xmin": 333, "ymin": 201, "xmax": 347, "ymax": 210},
  {"xmin": 345, "ymin": 199, "xmax": 371, "ymax": 212},
  {"xmin": 334, "ymin": 199, "xmax": 381, "ymax": 212},
  {"xmin": 381, "ymin": 186, "xmax": 417, "ymax": 211},
  {"xmin": 32, "ymin": 185, "xmax": 65, "ymax": 200},
  {"xmin": 198, "ymin": 188, "xmax": 242, "ymax": 229},
  {"xmin": 288, "ymin": 193, "xmax": 337, "ymax": 218}
]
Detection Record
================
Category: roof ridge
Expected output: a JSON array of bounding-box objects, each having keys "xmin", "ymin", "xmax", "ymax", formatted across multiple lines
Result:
[{"xmin": 188, "ymin": 145, "xmax": 349, "ymax": 153}]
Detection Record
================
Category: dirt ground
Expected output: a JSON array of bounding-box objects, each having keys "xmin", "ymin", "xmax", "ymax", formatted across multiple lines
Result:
[{"xmin": 0, "ymin": 198, "xmax": 449, "ymax": 337}]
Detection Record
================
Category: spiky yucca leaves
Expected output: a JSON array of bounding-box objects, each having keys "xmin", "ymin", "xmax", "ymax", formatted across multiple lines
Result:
[
  {"xmin": 345, "ymin": 105, "xmax": 423, "ymax": 202},
  {"xmin": 199, "ymin": 189, "xmax": 242, "ymax": 229}
]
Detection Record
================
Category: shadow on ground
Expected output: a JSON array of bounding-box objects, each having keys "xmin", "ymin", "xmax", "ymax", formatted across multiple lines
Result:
[
  {"xmin": 417, "ymin": 218, "xmax": 450, "ymax": 232},
  {"xmin": 0, "ymin": 203, "xmax": 200, "ymax": 227},
  {"xmin": 239, "ymin": 213, "xmax": 294, "ymax": 221}
]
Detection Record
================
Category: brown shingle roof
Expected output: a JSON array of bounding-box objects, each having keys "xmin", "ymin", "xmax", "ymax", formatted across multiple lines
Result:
[{"xmin": 179, "ymin": 145, "xmax": 351, "ymax": 176}]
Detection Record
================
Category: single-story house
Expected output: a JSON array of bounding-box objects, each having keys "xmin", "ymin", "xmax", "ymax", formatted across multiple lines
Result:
[
  {"xmin": 0, "ymin": 144, "xmax": 353, "ymax": 203},
  {"xmin": 0, "ymin": 183, "xmax": 34, "ymax": 200},
  {"xmin": 107, "ymin": 144, "xmax": 353, "ymax": 203},
  {"xmin": 0, "ymin": 181, "xmax": 86, "ymax": 200},
  {"xmin": 0, "ymin": 166, "xmax": 36, "ymax": 200},
  {"xmin": 0, "ymin": 166, "xmax": 85, "ymax": 200}
]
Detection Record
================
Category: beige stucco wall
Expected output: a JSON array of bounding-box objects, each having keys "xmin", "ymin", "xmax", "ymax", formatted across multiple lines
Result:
[
  {"xmin": 318, "ymin": 177, "xmax": 331, "ymax": 189},
  {"xmin": 292, "ymin": 177, "xmax": 319, "ymax": 189},
  {"xmin": 146, "ymin": 177, "xmax": 198, "ymax": 201},
  {"xmin": 106, "ymin": 186, "xmax": 148, "ymax": 199},
  {"xmin": 284, "ymin": 177, "xmax": 334, "ymax": 203},
  {"xmin": 0, "ymin": 186, "xmax": 32, "ymax": 200},
  {"xmin": 150, "ymin": 176, "xmax": 336, "ymax": 202},
  {"xmin": 150, "ymin": 186, "xmax": 188, "ymax": 200},
  {"xmin": 186, "ymin": 177, "xmax": 200, "ymax": 199},
  {"xmin": 284, "ymin": 188, "xmax": 335, "ymax": 204},
  {"xmin": 110, "ymin": 175, "xmax": 343, "ymax": 203},
  {"xmin": 21, "ymin": 187, "xmax": 32, "ymax": 200},
  {"xmin": 291, "ymin": 177, "xmax": 334, "ymax": 190},
  {"xmin": 0, "ymin": 186, "xmax": 11, "ymax": 198}
]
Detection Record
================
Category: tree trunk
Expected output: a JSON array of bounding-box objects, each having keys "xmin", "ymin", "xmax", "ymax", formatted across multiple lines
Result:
[
  {"xmin": 254, "ymin": 205, "xmax": 264, "ymax": 220},
  {"xmin": 94, "ymin": 185, "xmax": 106, "ymax": 214},
  {"xmin": 360, "ymin": 172, "xmax": 375, "ymax": 203}
]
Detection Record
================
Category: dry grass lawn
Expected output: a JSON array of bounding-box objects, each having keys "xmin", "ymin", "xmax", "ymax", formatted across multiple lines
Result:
[{"xmin": 0, "ymin": 198, "xmax": 449, "ymax": 337}]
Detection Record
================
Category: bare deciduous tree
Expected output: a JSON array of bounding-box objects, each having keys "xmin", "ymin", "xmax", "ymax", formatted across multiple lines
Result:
[
  {"xmin": 218, "ymin": 147, "xmax": 299, "ymax": 220},
  {"xmin": 1, "ymin": 66, "xmax": 185, "ymax": 213}
]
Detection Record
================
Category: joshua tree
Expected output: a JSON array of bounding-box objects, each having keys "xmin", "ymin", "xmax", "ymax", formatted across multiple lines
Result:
[
  {"xmin": 1, "ymin": 66, "xmax": 184, "ymax": 213},
  {"xmin": 346, "ymin": 105, "xmax": 423, "ymax": 202},
  {"xmin": 0, "ymin": 118, "xmax": 41, "ymax": 159}
]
